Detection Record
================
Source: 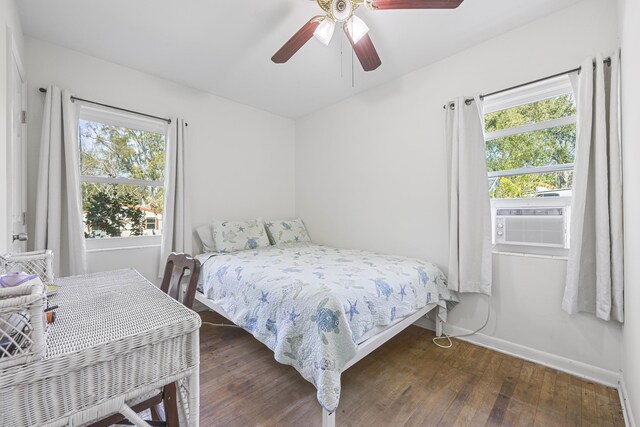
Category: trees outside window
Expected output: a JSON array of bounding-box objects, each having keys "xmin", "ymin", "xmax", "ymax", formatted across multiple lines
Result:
[
  {"xmin": 79, "ymin": 109, "xmax": 166, "ymax": 239},
  {"xmin": 484, "ymin": 78, "xmax": 577, "ymax": 199}
]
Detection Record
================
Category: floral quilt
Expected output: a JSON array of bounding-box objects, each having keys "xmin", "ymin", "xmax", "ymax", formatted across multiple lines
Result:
[{"xmin": 199, "ymin": 243, "xmax": 458, "ymax": 412}]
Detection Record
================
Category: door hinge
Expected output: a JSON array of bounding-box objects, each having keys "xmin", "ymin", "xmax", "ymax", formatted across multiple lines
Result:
[{"xmin": 20, "ymin": 110, "xmax": 27, "ymax": 124}]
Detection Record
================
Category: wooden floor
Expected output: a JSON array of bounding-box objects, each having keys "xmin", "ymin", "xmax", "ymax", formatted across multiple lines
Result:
[{"xmin": 196, "ymin": 311, "xmax": 624, "ymax": 427}]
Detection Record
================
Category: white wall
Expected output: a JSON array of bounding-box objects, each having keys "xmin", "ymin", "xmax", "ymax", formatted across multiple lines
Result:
[
  {"xmin": 24, "ymin": 37, "xmax": 295, "ymax": 282},
  {"xmin": 296, "ymin": 0, "xmax": 623, "ymax": 377},
  {"xmin": 0, "ymin": 0, "xmax": 24, "ymax": 253},
  {"xmin": 620, "ymin": 0, "xmax": 640, "ymax": 423}
]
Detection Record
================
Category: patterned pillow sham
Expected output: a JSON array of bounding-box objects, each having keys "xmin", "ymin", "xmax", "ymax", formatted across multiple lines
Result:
[
  {"xmin": 265, "ymin": 218, "xmax": 311, "ymax": 245},
  {"xmin": 212, "ymin": 219, "xmax": 270, "ymax": 253},
  {"xmin": 195, "ymin": 224, "xmax": 216, "ymax": 253}
]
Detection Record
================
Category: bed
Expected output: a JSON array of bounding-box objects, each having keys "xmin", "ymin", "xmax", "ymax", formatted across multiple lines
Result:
[{"xmin": 194, "ymin": 242, "xmax": 458, "ymax": 426}]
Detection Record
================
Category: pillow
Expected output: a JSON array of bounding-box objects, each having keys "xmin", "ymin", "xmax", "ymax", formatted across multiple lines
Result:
[
  {"xmin": 265, "ymin": 218, "xmax": 311, "ymax": 245},
  {"xmin": 212, "ymin": 219, "xmax": 270, "ymax": 253},
  {"xmin": 195, "ymin": 224, "xmax": 216, "ymax": 253}
]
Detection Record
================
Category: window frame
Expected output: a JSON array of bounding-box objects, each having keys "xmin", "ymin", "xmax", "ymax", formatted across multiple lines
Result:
[{"xmin": 77, "ymin": 102, "xmax": 168, "ymax": 250}]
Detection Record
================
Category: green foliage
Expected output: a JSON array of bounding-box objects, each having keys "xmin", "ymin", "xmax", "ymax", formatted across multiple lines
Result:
[
  {"xmin": 127, "ymin": 205, "xmax": 145, "ymax": 236},
  {"xmin": 84, "ymin": 190, "xmax": 126, "ymax": 237},
  {"xmin": 485, "ymin": 95, "xmax": 576, "ymax": 198},
  {"xmin": 84, "ymin": 186, "xmax": 146, "ymax": 238},
  {"xmin": 80, "ymin": 120, "xmax": 165, "ymax": 237},
  {"xmin": 80, "ymin": 121, "xmax": 165, "ymax": 182}
]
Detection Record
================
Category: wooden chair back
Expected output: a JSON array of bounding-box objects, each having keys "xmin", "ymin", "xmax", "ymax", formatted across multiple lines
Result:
[{"xmin": 160, "ymin": 253, "xmax": 201, "ymax": 310}]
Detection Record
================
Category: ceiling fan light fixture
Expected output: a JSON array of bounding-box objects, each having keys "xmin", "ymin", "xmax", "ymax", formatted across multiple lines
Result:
[
  {"xmin": 313, "ymin": 17, "xmax": 336, "ymax": 46},
  {"xmin": 347, "ymin": 15, "xmax": 370, "ymax": 44}
]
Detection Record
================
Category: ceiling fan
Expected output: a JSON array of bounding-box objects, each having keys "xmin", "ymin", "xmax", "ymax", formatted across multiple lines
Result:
[{"xmin": 271, "ymin": 0, "xmax": 464, "ymax": 72}]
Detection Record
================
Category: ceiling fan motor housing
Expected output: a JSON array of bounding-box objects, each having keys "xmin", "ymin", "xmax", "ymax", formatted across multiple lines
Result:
[
  {"xmin": 317, "ymin": 0, "xmax": 356, "ymax": 22},
  {"xmin": 332, "ymin": 0, "xmax": 353, "ymax": 21}
]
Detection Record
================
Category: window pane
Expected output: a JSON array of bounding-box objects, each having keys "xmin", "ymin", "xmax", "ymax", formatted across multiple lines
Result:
[
  {"xmin": 486, "ymin": 124, "xmax": 576, "ymax": 171},
  {"xmin": 79, "ymin": 120, "xmax": 165, "ymax": 181},
  {"xmin": 490, "ymin": 171, "xmax": 574, "ymax": 199},
  {"xmin": 82, "ymin": 183, "xmax": 164, "ymax": 238},
  {"xmin": 485, "ymin": 94, "xmax": 576, "ymax": 133}
]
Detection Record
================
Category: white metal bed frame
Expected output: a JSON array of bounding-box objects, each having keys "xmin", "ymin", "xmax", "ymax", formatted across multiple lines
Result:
[{"xmin": 195, "ymin": 290, "xmax": 444, "ymax": 427}]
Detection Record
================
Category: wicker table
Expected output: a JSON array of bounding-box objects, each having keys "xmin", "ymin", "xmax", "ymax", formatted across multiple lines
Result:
[{"xmin": 0, "ymin": 269, "xmax": 201, "ymax": 427}]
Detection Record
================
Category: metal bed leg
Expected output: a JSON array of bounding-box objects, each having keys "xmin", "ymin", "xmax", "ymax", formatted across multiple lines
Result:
[
  {"xmin": 436, "ymin": 306, "xmax": 444, "ymax": 337},
  {"xmin": 322, "ymin": 409, "xmax": 336, "ymax": 427}
]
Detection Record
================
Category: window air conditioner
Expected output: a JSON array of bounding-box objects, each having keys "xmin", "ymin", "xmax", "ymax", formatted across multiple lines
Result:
[{"xmin": 494, "ymin": 206, "xmax": 569, "ymax": 248}]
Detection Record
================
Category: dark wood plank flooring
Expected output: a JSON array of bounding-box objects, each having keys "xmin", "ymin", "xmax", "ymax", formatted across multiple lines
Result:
[{"xmin": 196, "ymin": 311, "xmax": 624, "ymax": 427}]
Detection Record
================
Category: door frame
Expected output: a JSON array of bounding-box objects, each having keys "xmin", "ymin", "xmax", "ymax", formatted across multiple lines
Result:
[{"xmin": 6, "ymin": 27, "xmax": 27, "ymax": 251}]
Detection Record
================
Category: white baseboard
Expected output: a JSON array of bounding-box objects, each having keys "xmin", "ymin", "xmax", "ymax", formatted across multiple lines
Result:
[
  {"xmin": 619, "ymin": 375, "xmax": 636, "ymax": 427},
  {"xmin": 413, "ymin": 318, "xmax": 621, "ymax": 389}
]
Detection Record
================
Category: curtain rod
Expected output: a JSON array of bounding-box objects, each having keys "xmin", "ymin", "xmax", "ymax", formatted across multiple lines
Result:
[
  {"xmin": 38, "ymin": 87, "xmax": 171, "ymax": 124},
  {"xmin": 443, "ymin": 57, "xmax": 612, "ymax": 110}
]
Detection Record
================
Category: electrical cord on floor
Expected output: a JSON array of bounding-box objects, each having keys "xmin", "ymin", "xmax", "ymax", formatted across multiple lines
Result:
[
  {"xmin": 201, "ymin": 321, "xmax": 241, "ymax": 328},
  {"xmin": 432, "ymin": 295, "xmax": 491, "ymax": 349}
]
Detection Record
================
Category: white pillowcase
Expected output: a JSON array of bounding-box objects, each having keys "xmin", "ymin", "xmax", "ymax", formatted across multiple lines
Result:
[
  {"xmin": 213, "ymin": 219, "xmax": 270, "ymax": 253},
  {"xmin": 265, "ymin": 218, "xmax": 311, "ymax": 245},
  {"xmin": 195, "ymin": 224, "xmax": 216, "ymax": 253}
]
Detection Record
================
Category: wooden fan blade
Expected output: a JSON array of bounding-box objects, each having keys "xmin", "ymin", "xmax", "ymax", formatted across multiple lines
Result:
[
  {"xmin": 272, "ymin": 17, "xmax": 322, "ymax": 64},
  {"xmin": 370, "ymin": 0, "xmax": 463, "ymax": 9},
  {"xmin": 344, "ymin": 28, "xmax": 381, "ymax": 72}
]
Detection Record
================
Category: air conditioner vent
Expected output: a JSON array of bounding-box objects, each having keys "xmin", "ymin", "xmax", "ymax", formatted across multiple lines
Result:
[
  {"xmin": 496, "ymin": 208, "xmax": 564, "ymax": 216},
  {"xmin": 494, "ymin": 205, "xmax": 569, "ymax": 248}
]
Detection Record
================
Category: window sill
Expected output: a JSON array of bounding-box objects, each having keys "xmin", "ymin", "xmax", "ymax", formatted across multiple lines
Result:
[
  {"xmin": 86, "ymin": 244, "xmax": 161, "ymax": 254},
  {"xmin": 85, "ymin": 235, "xmax": 162, "ymax": 253},
  {"xmin": 492, "ymin": 250, "xmax": 568, "ymax": 261}
]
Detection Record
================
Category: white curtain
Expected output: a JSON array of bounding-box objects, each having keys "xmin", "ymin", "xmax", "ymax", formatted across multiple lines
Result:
[
  {"xmin": 159, "ymin": 118, "xmax": 192, "ymax": 276},
  {"xmin": 34, "ymin": 86, "xmax": 87, "ymax": 277},
  {"xmin": 445, "ymin": 96, "xmax": 492, "ymax": 295},
  {"xmin": 563, "ymin": 55, "xmax": 623, "ymax": 322}
]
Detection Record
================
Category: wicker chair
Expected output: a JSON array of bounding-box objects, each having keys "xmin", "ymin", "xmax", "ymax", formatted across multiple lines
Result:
[
  {"xmin": 89, "ymin": 253, "xmax": 201, "ymax": 427},
  {"xmin": 0, "ymin": 250, "xmax": 54, "ymax": 283}
]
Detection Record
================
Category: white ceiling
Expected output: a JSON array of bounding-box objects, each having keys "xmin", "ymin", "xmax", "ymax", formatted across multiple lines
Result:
[{"xmin": 17, "ymin": 0, "xmax": 581, "ymax": 118}]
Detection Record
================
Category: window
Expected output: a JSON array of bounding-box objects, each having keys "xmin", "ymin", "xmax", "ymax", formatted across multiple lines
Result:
[
  {"xmin": 78, "ymin": 104, "xmax": 167, "ymax": 240},
  {"xmin": 484, "ymin": 75, "xmax": 576, "ymax": 199},
  {"xmin": 146, "ymin": 217, "xmax": 157, "ymax": 233},
  {"xmin": 484, "ymin": 75, "xmax": 576, "ymax": 255}
]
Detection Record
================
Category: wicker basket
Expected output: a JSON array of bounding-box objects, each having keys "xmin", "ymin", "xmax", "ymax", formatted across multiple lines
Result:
[
  {"xmin": 0, "ymin": 279, "xmax": 47, "ymax": 370},
  {"xmin": 0, "ymin": 250, "xmax": 54, "ymax": 283}
]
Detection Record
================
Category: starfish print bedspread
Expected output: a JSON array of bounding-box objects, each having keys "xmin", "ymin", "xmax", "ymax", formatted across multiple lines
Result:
[{"xmin": 199, "ymin": 243, "xmax": 459, "ymax": 412}]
